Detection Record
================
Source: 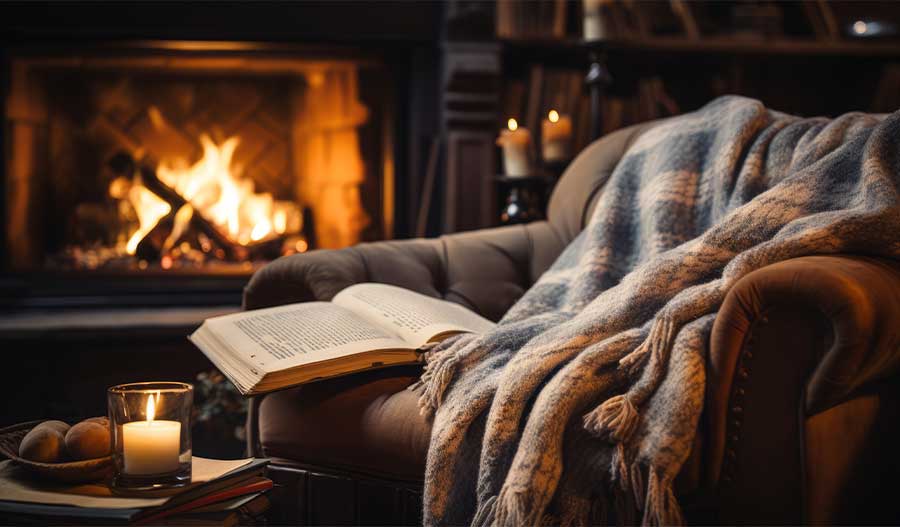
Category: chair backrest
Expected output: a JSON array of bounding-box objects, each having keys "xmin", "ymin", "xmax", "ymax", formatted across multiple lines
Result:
[{"xmin": 545, "ymin": 119, "xmax": 660, "ymax": 249}]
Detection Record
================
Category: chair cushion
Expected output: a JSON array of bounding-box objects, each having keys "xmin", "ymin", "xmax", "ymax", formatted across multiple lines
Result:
[
  {"xmin": 258, "ymin": 365, "xmax": 430, "ymax": 481},
  {"xmin": 257, "ymin": 364, "xmax": 707, "ymax": 493}
]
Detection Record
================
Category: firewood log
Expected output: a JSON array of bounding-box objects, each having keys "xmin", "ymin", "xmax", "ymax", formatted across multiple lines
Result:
[{"xmin": 136, "ymin": 163, "xmax": 240, "ymax": 260}]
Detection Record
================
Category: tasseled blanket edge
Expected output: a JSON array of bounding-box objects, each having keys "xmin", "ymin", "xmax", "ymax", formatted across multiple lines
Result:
[{"xmin": 408, "ymin": 349, "xmax": 460, "ymax": 418}]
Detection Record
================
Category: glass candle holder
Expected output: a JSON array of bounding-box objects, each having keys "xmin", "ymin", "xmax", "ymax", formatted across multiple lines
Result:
[{"xmin": 108, "ymin": 382, "xmax": 193, "ymax": 491}]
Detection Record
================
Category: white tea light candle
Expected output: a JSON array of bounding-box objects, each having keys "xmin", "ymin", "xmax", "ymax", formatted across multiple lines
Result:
[
  {"xmin": 122, "ymin": 393, "xmax": 181, "ymax": 475},
  {"xmin": 109, "ymin": 382, "xmax": 192, "ymax": 490},
  {"xmin": 542, "ymin": 110, "xmax": 573, "ymax": 162},
  {"xmin": 497, "ymin": 118, "xmax": 533, "ymax": 177}
]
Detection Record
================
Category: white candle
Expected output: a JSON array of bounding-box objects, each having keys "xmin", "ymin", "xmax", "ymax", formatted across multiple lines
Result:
[
  {"xmin": 122, "ymin": 394, "xmax": 181, "ymax": 475},
  {"xmin": 542, "ymin": 110, "xmax": 573, "ymax": 162},
  {"xmin": 497, "ymin": 118, "xmax": 533, "ymax": 177},
  {"xmin": 582, "ymin": 0, "xmax": 613, "ymax": 41}
]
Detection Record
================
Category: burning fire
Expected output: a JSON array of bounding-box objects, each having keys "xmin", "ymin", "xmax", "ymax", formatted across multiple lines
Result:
[
  {"xmin": 110, "ymin": 134, "xmax": 302, "ymax": 261},
  {"xmin": 158, "ymin": 135, "xmax": 280, "ymax": 246}
]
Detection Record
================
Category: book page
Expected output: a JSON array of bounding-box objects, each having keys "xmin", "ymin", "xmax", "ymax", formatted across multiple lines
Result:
[
  {"xmin": 333, "ymin": 283, "xmax": 496, "ymax": 348},
  {"xmin": 206, "ymin": 302, "xmax": 410, "ymax": 372}
]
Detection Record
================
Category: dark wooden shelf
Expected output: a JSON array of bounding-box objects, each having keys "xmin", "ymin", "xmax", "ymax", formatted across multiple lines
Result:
[
  {"xmin": 592, "ymin": 36, "xmax": 900, "ymax": 57},
  {"xmin": 501, "ymin": 35, "xmax": 900, "ymax": 58},
  {"xmin": 444, "ymin": 92, "xmax": 500, "ymax": 103},
  {"xmin": 494, "ymin": 173, "xmax": 556, "ymax": 184}
]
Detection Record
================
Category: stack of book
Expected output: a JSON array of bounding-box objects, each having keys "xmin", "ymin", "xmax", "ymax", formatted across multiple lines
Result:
[{"xmin": 0, "ymin": 457, "xmax": 271, "ymax": 525}]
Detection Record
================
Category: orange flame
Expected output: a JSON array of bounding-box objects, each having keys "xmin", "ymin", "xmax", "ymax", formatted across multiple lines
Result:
[
  {"xmin": 125, "ymin": 183, "xmax": 171, "ymax": 255},
  {"xmin": 146, "ymin": 393, "xmax": 156, "ymax": 423},
  {"xmin": 157, "ymin": 135, "xmax": 277, "ymax": 246}
]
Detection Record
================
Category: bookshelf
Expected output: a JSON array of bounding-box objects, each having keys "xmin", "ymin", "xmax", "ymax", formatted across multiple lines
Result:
[
  {"xmin": 500, "ymin": 33, "xmax": 900, "ymax": 147},
  {"xmin": 438, "ymin": 0, "xmax": 900, "ymax": 232}
]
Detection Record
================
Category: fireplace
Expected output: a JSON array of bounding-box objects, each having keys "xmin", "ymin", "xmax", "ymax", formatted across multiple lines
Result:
[
  {"xmin": 0, "ymin": 3, "xmax": 442, "ymax": 442},
  {"xmin": 4, "ymin": 42, "xmax": 396, "ymax": 286}
]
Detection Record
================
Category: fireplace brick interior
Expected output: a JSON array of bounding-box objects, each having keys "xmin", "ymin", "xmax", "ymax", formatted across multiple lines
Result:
[{"xmin": 5, "ymin": 52, "xmax": 392, "ymax": 274}]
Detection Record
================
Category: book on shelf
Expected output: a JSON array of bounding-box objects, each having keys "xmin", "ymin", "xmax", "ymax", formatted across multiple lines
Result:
[
  {"xmin": 190, "ymin": 283, "xmax": 496, "ymax": 395},
  {"xmin": 525, "ymin": 64, "xmax": 545, "ymax": 136},
  {"xmin": 496, "ymin": 0, "xmax": 566, "ymax": 39},
  {"xmin": 0, "ymin": 457, "xmax": 270, "ymax": 525}
]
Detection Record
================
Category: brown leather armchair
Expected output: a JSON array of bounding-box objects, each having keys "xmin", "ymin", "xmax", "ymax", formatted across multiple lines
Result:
[{"xmin": 243, "ymin": 121, "xmax": 900, "ymax": 525}]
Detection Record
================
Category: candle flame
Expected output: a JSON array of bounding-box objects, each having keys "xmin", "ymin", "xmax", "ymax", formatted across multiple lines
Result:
[
  {"xmin": 146, "ymin": 394, "xmax": 156, "ymax": 423},
  {"xmin": 548, "ymin": 110, "xmax": 560, "ymax": 123},
  {"xmin": 507, "ymin": 118, "xmax": 518, "ymax": 131}
]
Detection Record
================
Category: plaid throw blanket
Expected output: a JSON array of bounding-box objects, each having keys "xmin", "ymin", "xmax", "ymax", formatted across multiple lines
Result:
[{"xmin": 411, "ymin": 96, "xmax": 900, "ymax": 526}]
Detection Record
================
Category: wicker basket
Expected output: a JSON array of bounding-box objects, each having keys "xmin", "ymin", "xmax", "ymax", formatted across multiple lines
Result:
[{"xmin": 0, "ymin": 421, "xmax": 113, "ymax": 483}]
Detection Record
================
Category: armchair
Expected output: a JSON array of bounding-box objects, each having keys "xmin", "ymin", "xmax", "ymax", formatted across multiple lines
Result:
[{"xmin": 244, "ymin": 120, "xmax": 900, "ymax": 525}]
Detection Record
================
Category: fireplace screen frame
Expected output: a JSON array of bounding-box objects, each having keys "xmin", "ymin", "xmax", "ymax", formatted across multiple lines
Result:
[{"xmin": 2, "ymin": 41, "xmax": 397, "ymax": 281}]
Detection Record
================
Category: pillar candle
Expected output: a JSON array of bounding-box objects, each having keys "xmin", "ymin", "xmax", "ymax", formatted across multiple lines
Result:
[
  {"xmin": 497, "ymin": 118, "xmax": 533, "ymax": 177},
  {"xmin": 583, "ymin": 0, "xmax": 613, "ymax": 41},
  {"xmin": 122, "ymin": 394, "xmax": 181, "ymax": 475},
  {"xmin": 542, "ymin": 110, "xmax": 573, "ymax": 162}
]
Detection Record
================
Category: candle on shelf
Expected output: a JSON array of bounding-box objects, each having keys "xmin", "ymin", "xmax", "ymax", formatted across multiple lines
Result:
[
  {"xmin": 122, "ymin": 393, "xmax": 181, "ymax": 475},
  {"xmin": 542, "ymin": 110, "xmax": 573, "ymax": 163},
  {"xmin": 497, "ymin": 118, "xmax": 533, "ymax": 177},
  {"xmin": 582, "ymin": 0, "xmax": 613, "ymax": 41}
]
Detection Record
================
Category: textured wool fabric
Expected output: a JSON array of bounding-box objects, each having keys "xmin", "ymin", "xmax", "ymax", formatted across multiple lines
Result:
[{"xmin": 411, "ymin": 96, "xmax": 900, "ymax": 526}]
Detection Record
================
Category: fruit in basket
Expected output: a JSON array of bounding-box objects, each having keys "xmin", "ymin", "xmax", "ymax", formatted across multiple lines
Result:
[
  {"xmin": 39, "ymin": 420, "xmax": 71, "ymax": 435},
  {"xmin": 19, "ymin": 423, "xmax": 67, "ymax": 463},
  {"xmin": 65, "ymin": 418, "xmax": 111, "ymax": 461}
]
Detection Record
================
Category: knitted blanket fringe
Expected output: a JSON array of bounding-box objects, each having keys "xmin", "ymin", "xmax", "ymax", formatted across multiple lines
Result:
[{"xmin": 412, "ymin": 97, "xmax": 900, "ymax": 526}]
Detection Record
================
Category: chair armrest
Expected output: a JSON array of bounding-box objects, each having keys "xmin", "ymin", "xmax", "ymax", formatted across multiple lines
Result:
[
  {"xmin": 709, "ymin": 255, "xmax": 900, "ymax": 417},
  {"xmin": 243, "ymin": 222, "xmax": 566, "ymax": 322},
  {"xmin": 702, "ymin": 255, "xmax": 900, "ymax": 522}
]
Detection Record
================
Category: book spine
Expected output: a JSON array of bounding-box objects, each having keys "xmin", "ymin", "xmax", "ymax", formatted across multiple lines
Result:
[{"xmin": 134, "ymin": 479, "xmax": 274, "ymax": 525}]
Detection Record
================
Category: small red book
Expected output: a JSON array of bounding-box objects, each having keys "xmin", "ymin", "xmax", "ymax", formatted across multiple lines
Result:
[{"xmin": 135, "ymin": 477, "xmax": 273, "ymax": 525}]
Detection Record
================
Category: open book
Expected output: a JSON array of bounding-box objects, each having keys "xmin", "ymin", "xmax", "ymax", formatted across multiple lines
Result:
[{"xmin": 190, "ymin": 283, "xmax": 495, "ymax": 395}]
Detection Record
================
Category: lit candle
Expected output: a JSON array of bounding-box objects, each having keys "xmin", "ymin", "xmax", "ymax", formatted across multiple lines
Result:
[
  {"xmin": 122, "ymin": 393, "xmax": 181, "ymax": 475},
  {"xmin": 542, "ymin": 110, "xmax": 573, "ymax": 162},
  {"xmin": 497, "ymin": 118, "xmax": 533, "ymax": 177}
]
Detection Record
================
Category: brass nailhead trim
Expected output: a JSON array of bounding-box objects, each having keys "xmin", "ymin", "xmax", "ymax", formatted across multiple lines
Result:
[{"xmin": 721, "ymin": 312, "xmax": 766, "ymax": 488}]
